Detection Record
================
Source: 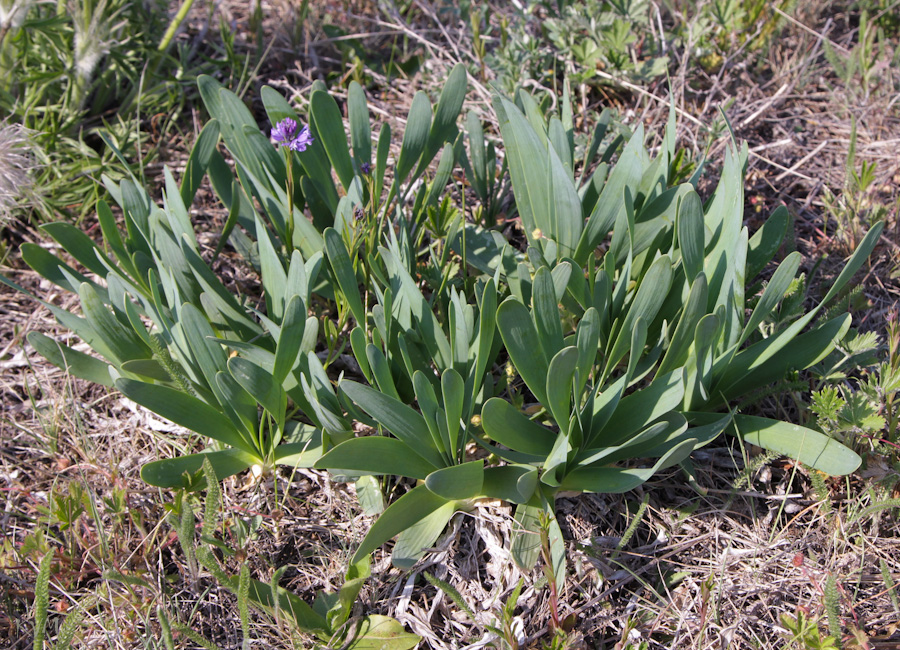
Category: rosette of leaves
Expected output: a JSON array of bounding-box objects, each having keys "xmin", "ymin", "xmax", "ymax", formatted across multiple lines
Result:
[
  {"xmin": 314, "ymin": 251, "xmax": 501, "ymax": 568},
  {"xmin": 5, "ymin": 169, "xmax": 351, "ymax": 488},
  {"xmin": 480, "ymin": 262, "xmax": 723, "ymax": 576},
  {"xmin": 476, "ymin": 89, "xmax": 881, "ymax": 574}
]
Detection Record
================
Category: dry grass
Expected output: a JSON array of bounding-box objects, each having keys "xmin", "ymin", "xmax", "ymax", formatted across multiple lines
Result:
[{"xmin": 2, "ymin": 0, "xmax": 900, "ymax": 648}]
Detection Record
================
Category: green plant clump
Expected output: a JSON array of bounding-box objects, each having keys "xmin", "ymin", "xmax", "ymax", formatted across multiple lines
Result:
[{"xmin": 5, "ymin": 66, "xmax": 883, "ymax": 638}]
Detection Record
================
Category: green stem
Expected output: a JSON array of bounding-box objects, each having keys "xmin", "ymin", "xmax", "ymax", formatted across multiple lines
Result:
[
  {"xmin": 158, "ymin": 0, "xmax": 196, "ymax": 53},
  {"xmin": 284, "ymin": 149, "xmax": 295, "ymax": 254}
]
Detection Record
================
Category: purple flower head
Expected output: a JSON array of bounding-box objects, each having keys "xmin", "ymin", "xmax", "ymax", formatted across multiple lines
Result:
[
  {"xmin": 360, "ymin": 162, "xmax": 371, "ymax": 175},
  {"xmin": 271, "ymin": 118, "xmax": 314, "ymax": 152}
]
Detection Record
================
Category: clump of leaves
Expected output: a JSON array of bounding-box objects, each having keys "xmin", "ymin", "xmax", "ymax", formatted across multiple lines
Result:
[
  {"xmin": 481, "ymin": 0, "xmax": 668, "ymax": 96},
  {"xmin": 811, "ymin": 310, "xmax": 900, "ymax": 456}
]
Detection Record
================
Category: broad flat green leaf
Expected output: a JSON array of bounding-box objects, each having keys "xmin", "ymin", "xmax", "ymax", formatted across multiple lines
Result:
[
  {"xmin": 116, "ymin": 378, "xmax": 254, "ymax": 454},
  {"xmin": 355, "ymin": 475, "xmax": 385, "ymax": 516},
  {"xmin": 546, "ymin": 347, "xmax": 579, "ymax": 429},
  {"xmin": 120, "ymin": 289, "xmax": 152, "ymax": 348},
  {"xmin": 516, "ymin": 90, "xmax": 548, "ymax": 145},
  {"xmin": 425, "ymin": 144, "xmax": 455, "ymax": 207},
  {"xmin": 481, "ymin": 465, "xmax": 539, "ymax": 504},
  {"xmin": 590, "ymin": 377, "xmax": 630, "ymax": 445},
  {"xmin": 228, "ymin": 357, "xmax": 287, "ymax": 425},
  {"xmin": 324, "ymin": 228, "xmax": 366, "ymax": 327},
  {"xmin": 162, "ymin": 173, "xmax": 196, "ymax": 257},
  {"xmin": 550, "ymin": 262, "xmax": 572, "ymax": 302},
  {"xmin": 301, "ymin": 176, "xmax": 333, "ymax": 231},
  {"xmin": 441, "ymin": 369, "xmax": 465, "ymax": 459},
  {"xmin": 235, "ymin": 160, "xmax": 324, "ymax": 260},
  {"xmin": 216, "ymin": 372, "xmax": 259, "ymax": 440},
  {"xmin": 198, "ymin": 77, "xmax": 283, "ymax": 194},
  {"xmin": 822, "ymin": 221, "xmax": 884, "ymax": 305},
  {"xmin": 350, "ymin": 327, "xmax": 373, "ymax": 384},
  {"xmin": 380, "ymin": 248, "xmax": 451, "ymax": 367},
  {"xmin": 180, "ymin": 303, "xmax": 227, "ymax": 394},
  {"xmin": 217, "ymin": 340, "xmax": 275, "ymax": 371},
  {"xmin": 180, "ymin": 119, "xmax": 221, "ymax": 207},
  {"xmin": 120, "ymin": 177, "xmax": 153, "ymax": 241},
  {"xmin": 574, "ymin": 125, "xmax": 645, "ymax": 265},
  {"xmin": 273, "ymin": 295, "xmax": 306, "ymax": 385},
  {"xmin": 494, "ymin": 95, "xmax": 548, "ymax": 244},
  {"xmin": 181, "ymin": 242, "xmax": 262, "ymax": 341},
  {"xmin": 576, "ymin": 414, "xmax": 686, "ymax": 466},
  {"xmin": 683, "ymin": 313, "xmax": 721, "ymax": 410},
  {"xmin": 545, "ymin": 142, "xmax": 582, "ymax": 257},
  {"xmin": 285, "ymin": 250, "xmax": 311, "ymax": 306},
  {"xmin": 632, "ymin": 184, "xmax": 691, "ymax": 258},
  {"xmin": 375, "ymin": 123, "xmax": 391, "ymax": 199},
  {"xmin": 351, "ymin": 484, "xmax": 448, "ymax": 564},
  {"xmin": 340, "ymin": 381, "xmax": 445, "ymax": 469},
  {"xmin": 21, "ymin": 243, "xmax": 95, "ymax": 294},
  {"xmin": 392, "ymin": 500, "xmax": 458, "ymax": 569},
  {"xmin": 481, "ymin": 398, "xmax": 555, "ymax": 456},
  {"xmin": 466, "ymin": 111, "xmax": 488, "ymax": 199},
  {"xmin": 658, "ymin": 274, "xmax": 708, "ymax": 376},
  {"xmin": 412, "ymin": 371, "xmax": 448, "ymax": 462},
  {"xmin": 470, "ymin": 278, "xmax": 497, "ymax": 403},
  {"xmin": 604, "ymin": 256, "xmax": 672, "ymax": 378},
  {"xmin": 365, "ymin": 344, "xmax": 400, "ymax": 401},
  {"xmin": 548, "ymin": 116, "xmax": 572, "ymax": 178},
  {"xmin": 415, "ymin": 63, "xmax": 467, "ymax": 179},
  {"xmin": 255, "ymin": 216, "xmax": 287, "ymax": 318},
  {"xmin": 734, "ymin": 415, "xmax": 861, "ymax": 475},
  {"xmin": 497, "ymin": 298, "xmax": 549, "ymax": 406},
  {"xmin": 703, "ymin": 144, "xmax": 744, "ymax": 252},
  {"xmin": 80, "ymin": 283, "xmax": 150, "ymax": 363},
  {"xmin": 207, "ymin": 155, "xmax": 258, "ymax": 247},
  {"xmin": 532, "ymin": 267, "xmax": 564, "ymax": 360},
  {"xmin": 715, "ymin": 314, "xmax": 852, "ymax": 404},
  {"xmin": 316, "ymin": 437, "xmax": 438, "ymax": 479},
  {"xmin": 624, "ymin": 255, "xmax": 673, "ymax": 332},
  {"xmin": 345, "ymin": 615, "xmax": 420, "ymax": 650},
  {"xmin": 560, "ymin": 437, "xmax": 696, "ymax": 493},
  {"xmin": 703, "ymin": 153, "xmax": 746, "ymax": 346},
  {"xmin": 447, "ymin": 290, "xmax": 471, "ymax": 374},
  {"xmin": 28, "ymin": 332, "xmax": 113, "ymax": 387},
  {"xmin": 738, "ymin": 252, "xmax": 801, "ymax": 347},
  {"xmin": 120, "ymin": 359, "xmax": 173, "ymax": 382},
  {"xmin": 154, "ymin": 219, "xmax": 202, "ymax": 306},
  {"xmin": 140, "ymin": 449, "xmax": 257, "ymax": 488},
  {"xmin": 394, "ymin": 91, "xmax": 433, "ymax": 189},
  {"xmin": 747, "ymin": 205, "xmax": 789, "ymax": 280},
  {"xmin": 309, "ymin": 90, "xmax": 355, "ymax": 190},
  {"xmin": 348, "ymin": 81, "xmax": 372, "ymax": 166},
  {"xmin": 425, "ymin": 461, "xmax": 484, "ymax": 500},
  {"xmin": 677, "ymin": 191, "xmax": 704, "ymax": 283},
  {"xmin": 575, "ymin": 308, "xmax": 600, "ymax": 395},
  {"xmin": 97, "ymin": 200, "xmax": 140, "ymax": 280},
  {"xmin": 41, "ymin": 222, "xmax": 113, "ymax": 278},
  {"xmin": 541, "ymin": 427, "xmax": 573, "ymax": 488},
  {"xmin": 593, "ymin": 369, "xmax": 684, "ymax": 446},
  {"xmin": 643, "ymin": 414, "xmax": 730, "ymax": 454}
]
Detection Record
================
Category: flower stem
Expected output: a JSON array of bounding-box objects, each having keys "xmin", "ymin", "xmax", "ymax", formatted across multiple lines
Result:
[{"xmin": 284, "ymin": 148, "xmax": 295, "ymax": 254}]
